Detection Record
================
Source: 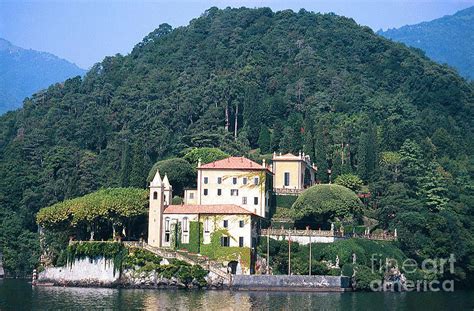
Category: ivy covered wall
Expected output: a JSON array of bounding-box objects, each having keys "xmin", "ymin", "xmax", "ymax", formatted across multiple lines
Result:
[
  {"xmin": 176, "ymin": 221, "xmax": 201, "ymax": 253},
  {"xmin": 200, "ymin": 229, "xmax": 252, "ymax": 272}
]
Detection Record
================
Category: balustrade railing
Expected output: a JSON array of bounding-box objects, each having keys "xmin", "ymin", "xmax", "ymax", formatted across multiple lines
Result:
[{"xmin": 261, "ymin": 228, "xmax": 397, "ymax": 241}]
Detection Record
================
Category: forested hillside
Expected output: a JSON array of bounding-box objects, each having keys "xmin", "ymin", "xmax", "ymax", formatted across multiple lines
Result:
[
  {"xmin": 0, "ymin": 38, "xmax": 85, "ymax": 114},
  {"xmin": 378, "ymin": 6, "xmax": 474, "ymax": 80},
  {"xmin": 0, "ymin": 7, "xmax": 472, "ymax": 283}
]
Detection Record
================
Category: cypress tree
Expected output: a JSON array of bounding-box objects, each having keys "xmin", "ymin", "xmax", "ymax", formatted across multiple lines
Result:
[
  {"xmin": 119, "ymin": 143, "xmax": 131, "ymax": 187},
  {"xmin": 271, "ymin": 121, "xmax": 284, "ymax": 152},
  {"xmin": 357, "ymin": 131, "xmax": 369, "ymax": 181},
  {"xmin": 258, "ymin": 125, "xmax": 271, "ymax": 154},
  {"xmin": 314, "ymin": 120, "xmax": 329, "ymax": 182}
]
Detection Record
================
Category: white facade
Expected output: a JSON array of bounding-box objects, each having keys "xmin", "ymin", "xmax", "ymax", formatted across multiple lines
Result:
[{"xmin": 197, "ymin": 169, "xmax": 270, "ymax": 218}]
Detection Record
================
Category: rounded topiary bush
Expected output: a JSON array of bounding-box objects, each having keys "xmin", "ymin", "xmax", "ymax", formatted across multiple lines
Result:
[{"xmin": 291, "ymin": 184, "xmax": 363, "ymax": 228}]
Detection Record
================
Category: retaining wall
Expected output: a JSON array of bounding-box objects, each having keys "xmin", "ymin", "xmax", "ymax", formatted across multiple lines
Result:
[
  {"xmin": 232, "ymin": 275, "xmax": 351, "ymax": 291},
  {"xmin": 38, "ymin": 257, "xmax": 119, "ymax": 284}
]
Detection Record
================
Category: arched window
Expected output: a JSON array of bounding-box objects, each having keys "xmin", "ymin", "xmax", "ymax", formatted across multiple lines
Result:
[
  {"xmin": 204, "ymin": 218, "xmax": 210, "ymax": 233},
  {"xmin": 165, "ymin": 218, "xmax": 170, "ymax": 232},
  {"xmin": 183, "ymin": 217, "xmax": 188, "ymax": 232},
  {"xmin": 153, "ymin": 191, "xmax": 158, "ymax": 200}
]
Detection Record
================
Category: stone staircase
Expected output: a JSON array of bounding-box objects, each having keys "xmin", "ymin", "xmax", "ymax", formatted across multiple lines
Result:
[{"xmin": 123, "ymin": 242, "xmax": 230, "ymax": 283}]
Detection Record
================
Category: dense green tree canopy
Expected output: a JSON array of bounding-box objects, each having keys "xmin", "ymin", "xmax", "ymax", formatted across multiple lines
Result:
[
  {"xmin": 334, "ymin": 173, "xmax": 363, "ymax": 191},
  {"xmin": 182, "ymin": 147, "xmax": 229, "ymax": 167},
  {"xmin": 291, "ymin": 184, "xmax": 364, "ymax": 228},
  {"xmin": 36, "ymin": 188, "xmax": 147, "ymax": 234}
]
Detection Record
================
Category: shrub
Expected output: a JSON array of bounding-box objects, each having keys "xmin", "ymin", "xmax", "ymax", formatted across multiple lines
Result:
[
  {"xmin": 353, "ymin": 265, "xmax": 381, "ymax": 291},
  {"xmin": 275, "ymin": 195, "xmax": 298, "ymax": 209},
  {"xmin": 334, "ymin": 174, "xmax": 363, "ymax": 191},
  {"xmin": 291, "ymin": 184, "xmax": 364, "ymax": 228},
  {"xmin": 171, "ymin": 196, "xmax": 183, "ymax": 205}
]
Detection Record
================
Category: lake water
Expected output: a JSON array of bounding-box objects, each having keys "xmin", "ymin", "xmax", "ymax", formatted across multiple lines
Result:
[{"xmin": 0, "ymin": 279, "xmax": 472, "ymax": 310}]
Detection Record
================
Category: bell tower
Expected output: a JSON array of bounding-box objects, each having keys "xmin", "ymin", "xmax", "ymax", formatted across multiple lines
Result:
[
  {"xmin": 162, "ymin": 174, "xmax": 173, "ymax": 205},
  {"xmin": 148, "ymin": 169, "xmax": 164, "ymax": 247}
]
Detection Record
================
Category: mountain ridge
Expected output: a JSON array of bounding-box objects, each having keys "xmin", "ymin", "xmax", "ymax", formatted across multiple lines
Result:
[
  {"xmin": 378, "ymin": 6, "xmax": 474, "ymax": 80},
  {"xmin": 0, "ymin": 38, "xmax": 86, "ymax": 114}
]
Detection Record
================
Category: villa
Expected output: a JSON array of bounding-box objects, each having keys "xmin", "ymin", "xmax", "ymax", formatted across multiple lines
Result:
[{"xmin": 147, "ymin": 154, "xmax": 318, "ymax": 275}]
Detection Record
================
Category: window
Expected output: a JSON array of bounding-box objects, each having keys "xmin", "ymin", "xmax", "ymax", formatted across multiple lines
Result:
[
  {"xmin": 284, "ymin": 172, "xmax": 290, "ymax": 187},
  {"xmin": 243, "ymin": 177, "xmax": 248, "ymax": 185},
  {"xmin": 204, "ymin": 189, "xmax": 208, "ymax": 196},
  {"xmin": 230, "ymin": 189, "xmax": 239, "ymax": 196},
  {"xmin": 165, "ymin": 218, "xmax": 170, "ymax": 232},
  {"xmin": 204, "ymin": 218, "xmax": 210, "ymax": 233},
  {"xmin": 189, "ymin": 192, "xmax": 194, "ymax": 199},
  {"xmin": 217, "ymin": 189, "xmax": 222, "ymax": 196},
  {"xmin": 233, "ymin": 177, "xmax": 237, "ymax": 185},
  {"xmin": 254, "ymin": 177, "xmax": 259, "ymax": 185},
  {"xmin": 204, "ymin": 177, "xmax": 208, "ymax": 184},
  {"xmin": 254, "ymin": 197, "xmax": 259, "ymax": 205},
  {"xmin": 242, "ymin": 197, "xmax": 247, "ymax": 205},
  {"xmin": 183, "ymin": 217, "xmax": 188, "ymax": 232},
  {"xmin": 239, "ymin": 237, "xmax": 244, "ymax": 247},
  {"xmin": 153, "ymin": 191, "xmax": 158, "ymax": 200},
  {"xmin": 217, "ymin": 177, "xmax": 222, "ymax": 184},
  {"xmin": 221, "ymin": 236, "xmax": 230, "ymax": 247},
  {"xmin": 223, "ymin": 220, "xmax": 228, "ymax": 228},
  {"xmin": 239, "ymin": 220, "xmax": 244, "ymax": 228},
  {"xmin": 165, "ymin": 233, "xmax": 170, "ymax": 242}
]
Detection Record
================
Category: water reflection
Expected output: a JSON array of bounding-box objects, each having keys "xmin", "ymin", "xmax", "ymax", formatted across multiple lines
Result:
[{"xmin": 1, "ymin": 279, "xmax": 473, "ymax": 310}]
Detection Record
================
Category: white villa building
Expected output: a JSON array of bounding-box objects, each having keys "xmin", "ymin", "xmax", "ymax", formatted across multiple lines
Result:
[{"xmin": 148, "ymin": 156, "xmax": 270, "ymax": 274}]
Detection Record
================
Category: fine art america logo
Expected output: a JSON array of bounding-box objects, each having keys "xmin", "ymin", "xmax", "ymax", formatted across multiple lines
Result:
[{"xmin": 369, "ymin": 254, "xmax": 456, "ymax": 292}]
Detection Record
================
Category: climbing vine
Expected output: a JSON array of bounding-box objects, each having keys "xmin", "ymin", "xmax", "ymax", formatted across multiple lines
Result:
[
  {"xmin": 65, "ymin": 242, "xmax": 128, "ymax": 276},
  {"xmin": 200, "ymin": 228, "xmax": 251, "ymax": 270},
  {"xmin": 178, "ymin": 221, "xmax": 201, "ymax": 253}
]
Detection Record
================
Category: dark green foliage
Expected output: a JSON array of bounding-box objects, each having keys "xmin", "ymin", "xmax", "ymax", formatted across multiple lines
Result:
[
  {"xmin": 334, "ymin": 173, "xmax": 363, "ymax": 191},
  {"xmin": 275, "ymin": 195, "xmax": 298, "ymax": 209},
  {"xmin": 171, "ymin": 196, "xmax": 183, "ymax": 205},
  {"xmin": 291, "ymin": 184, "xmax": 364, "ymax": 228},
  {"xmin": 123, "ymin": 248, "xmax": 162, "ymax": 269},
  {"xmin": 258, "ymin": 125, "xmax": 271, "ymax": 153},
  {"xmin": 0, "ymin": 211, "xmax": 40, "ymax": 277},
  {"xmin": 353, "ymin": 265, "xmax": 381, "ymax": 291},
  {"xmin": 147, "ymin": 158, "xmax": 195, "ymax": 195},
  {"xmin": 182, "ymin": 147, "xmax": 229, "ymax": 167}
]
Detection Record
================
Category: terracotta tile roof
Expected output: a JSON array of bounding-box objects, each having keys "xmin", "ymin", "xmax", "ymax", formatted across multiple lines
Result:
[
  {"xmin": 163, "ymin": 204, "xmax": 257, "ymax": 215},
  {"xmin": 200, "ymin": 156, "xmax": 266, "ymax": 170}
]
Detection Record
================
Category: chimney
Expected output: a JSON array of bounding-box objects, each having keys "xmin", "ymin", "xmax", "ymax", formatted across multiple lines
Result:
[{"xmin": 262, "ymin": 159, "xmax": 266, "ymax": 167}]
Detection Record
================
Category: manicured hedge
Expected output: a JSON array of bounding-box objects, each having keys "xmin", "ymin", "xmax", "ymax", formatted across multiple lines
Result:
[
  {"xmin": 291, "ymin": 184, "xmax": 364, "ymax": 225},
  {"xmin": 275, "ymin": 195, "xmax": 298, "ymax": 208}
]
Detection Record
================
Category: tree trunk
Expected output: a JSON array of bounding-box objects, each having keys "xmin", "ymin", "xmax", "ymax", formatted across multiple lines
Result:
[
  {"xmin": 225, "ymin": 104, "xmax": 230, "ymax": 131},
  {"xmin": 234, "ymin": 103, "xmax": 239, "ymax": 140}
]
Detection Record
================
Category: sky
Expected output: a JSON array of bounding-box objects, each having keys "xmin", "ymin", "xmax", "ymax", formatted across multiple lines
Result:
[{"xmin": 1, "ymin": 0, "xmax": 473, "ymax": 69}]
